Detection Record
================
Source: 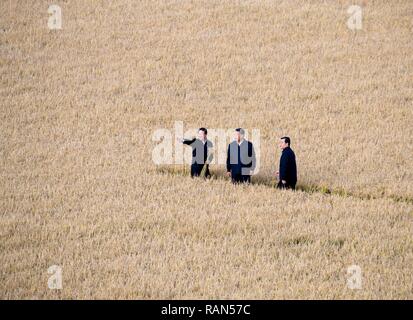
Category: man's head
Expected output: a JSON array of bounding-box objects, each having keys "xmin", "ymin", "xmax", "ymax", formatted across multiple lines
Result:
[
  {"xmin": 234, "ymin": 128, "xmax": 245, "ymax": 143},
  {"xmin": 279, "ymin": 136, "xmax": 291, "ymax": 150},
  {"xmin": 198, "ymin": 127, "xmax": 207, "ymax": 141}
]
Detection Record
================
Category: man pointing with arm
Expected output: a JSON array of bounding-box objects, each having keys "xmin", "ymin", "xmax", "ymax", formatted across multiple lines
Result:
[{"xmin": 178, "ymin": 127, "xmax": 213, "ymax": 178}]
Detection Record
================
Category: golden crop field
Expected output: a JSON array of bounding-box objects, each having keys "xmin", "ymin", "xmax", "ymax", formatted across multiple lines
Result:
[{"xmin": 1, "ymin": 0, "xmax": 412, "ymax": 299}]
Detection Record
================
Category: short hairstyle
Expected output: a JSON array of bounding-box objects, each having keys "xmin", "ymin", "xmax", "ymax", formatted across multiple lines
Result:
[
  {"xmin": 281, "ymin": 136, "xmax": 291, "ymax": 145},
  {"xmin": 235, "ymin": 128, "xmax": 245, "ymax": 135},
  {"xmin": 199, "ymin": 127, "xmax": 207, "ymax": 135}
]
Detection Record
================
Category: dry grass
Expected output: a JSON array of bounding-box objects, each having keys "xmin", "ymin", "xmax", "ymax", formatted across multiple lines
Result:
[{"xmin": 1, "ymin": 0, "xmax": 412, "ymax": 299}]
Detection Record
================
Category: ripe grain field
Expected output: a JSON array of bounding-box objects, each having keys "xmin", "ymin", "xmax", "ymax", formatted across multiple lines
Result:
[{"xmin": 1, "ymin": 0, "xmax": 412, "ymax": 299}]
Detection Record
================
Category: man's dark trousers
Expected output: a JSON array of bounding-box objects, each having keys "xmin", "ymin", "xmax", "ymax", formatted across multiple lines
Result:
[
  {"xmin": 277, "ymin": 181, "xmax": 296, "ymax": 190},
  {"xmin": 231, "ymin": 173, "xmax": 251, "ymax": 184},
  {"xmin": 191, "ymin": 163, "xmax": 210, "ymax": 178}
]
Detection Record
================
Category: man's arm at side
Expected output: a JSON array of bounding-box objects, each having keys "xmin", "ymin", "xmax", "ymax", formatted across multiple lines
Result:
[
  {"xmin": 226, "ymin": 144, "xmax": 231, "ymax": 173},
  {"xmin": 250, "ymin": 142, "xmax": 256, "ymax": 173},
  {"xmin": 279, "ymin": 152, "xmax": 289, "ymax": 182}
]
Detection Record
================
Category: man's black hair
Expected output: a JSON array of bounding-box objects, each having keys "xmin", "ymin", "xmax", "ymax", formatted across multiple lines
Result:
[
  {"xmin": 281, "ymin": 136, "xmax": 291, "ymax": 146},
  {"xmin": 199, "ymin": 127, "xmax": 207, "ymax": 135},
  {"xmin": 235, "ymin": 128, "xmax": 245, "ymax": 135}
]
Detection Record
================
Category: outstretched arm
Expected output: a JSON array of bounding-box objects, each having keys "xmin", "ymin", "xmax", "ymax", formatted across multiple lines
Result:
[{"xmin": 181, "ymin": 138, "xmax": 196, "ymax": 145}]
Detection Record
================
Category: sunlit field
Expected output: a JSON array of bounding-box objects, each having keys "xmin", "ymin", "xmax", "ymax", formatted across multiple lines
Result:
[{"xmin": 1, "ymin": 0, "xmax": 412, "ymax": 299}]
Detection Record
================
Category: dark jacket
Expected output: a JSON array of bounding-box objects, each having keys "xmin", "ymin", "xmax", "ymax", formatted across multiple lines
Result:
[
  {"xmin": 279, "ymin": 146, "xmax": 297, "ymax": 184},
  {"xmin": 183, "ymin": 138, "xmax": 213, "ymax": 165},
  {"xmin": 226, "ymin": 140, "xmax": 256, "ymax": 175}
]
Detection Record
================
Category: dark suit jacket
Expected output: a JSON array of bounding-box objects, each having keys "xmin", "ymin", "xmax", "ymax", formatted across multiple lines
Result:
[
  {"xmin": 279, "ymin": 146, "xmax": 297, "ymax": 184},
  {"xmin": 226, "ymin": 140, "xmax": 256, "ymax": 175},
  {"xmin": 183, "ymin": 138, "xmax": 213, "ymax": 165}
]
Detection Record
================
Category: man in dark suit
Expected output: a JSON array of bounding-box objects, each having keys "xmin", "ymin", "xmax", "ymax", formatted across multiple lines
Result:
[
  {"xmin": 179, "ymin": 127, "xmax": 213, "ymax": 178},
  {"xmin": 226, "ymin": 128, "xmax": 256, "ymax": 184},
  {"xmin": 276, "ymin": 136, "xmax": 297, "ymax": 190}
]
